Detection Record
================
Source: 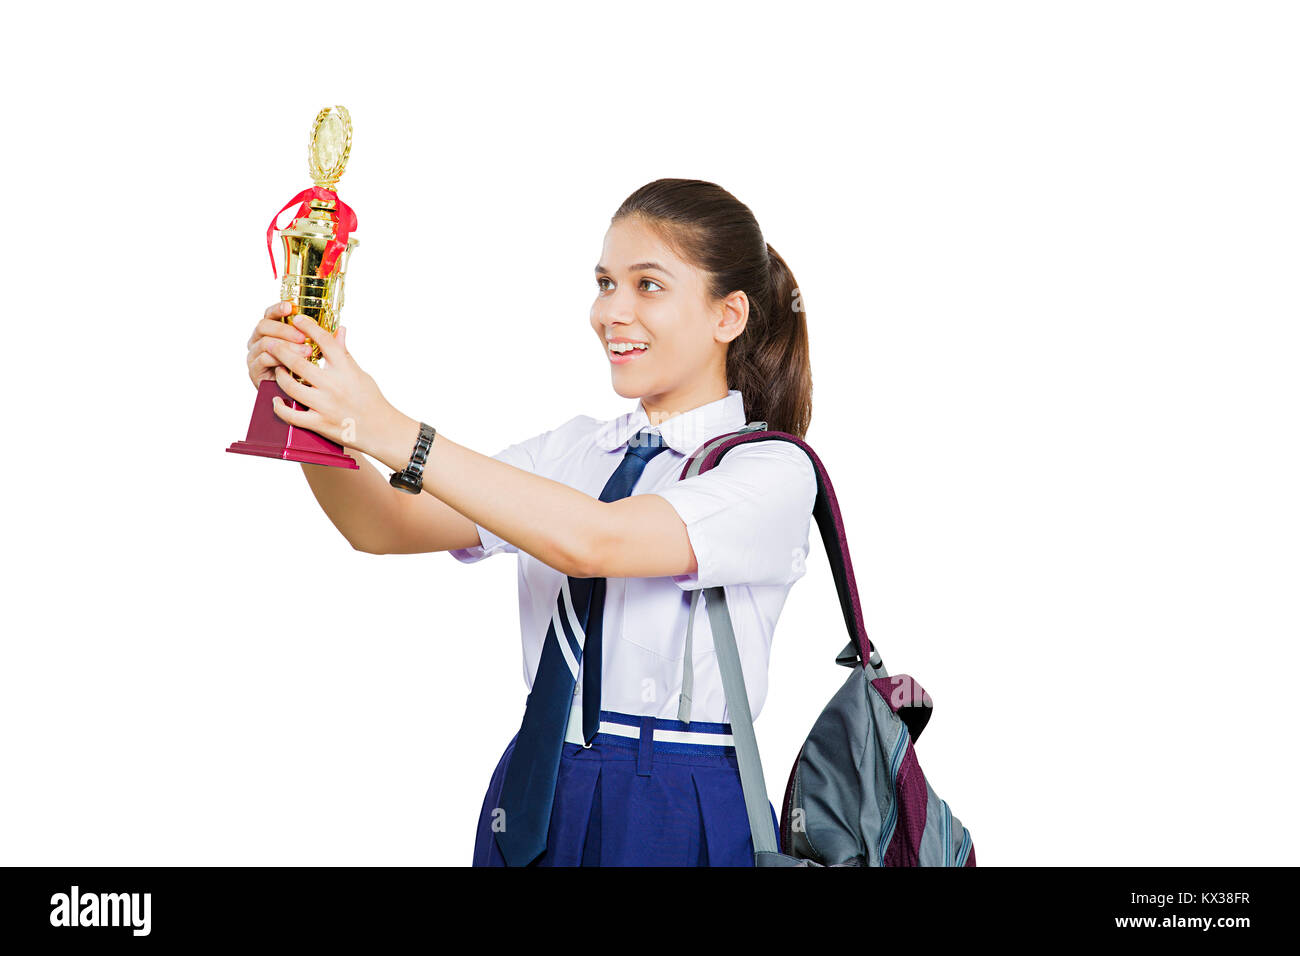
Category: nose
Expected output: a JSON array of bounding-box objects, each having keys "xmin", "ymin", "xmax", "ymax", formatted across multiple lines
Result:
[{"xmin": 592, "ymin": 297, "xmax": 634, "ymax": 332}]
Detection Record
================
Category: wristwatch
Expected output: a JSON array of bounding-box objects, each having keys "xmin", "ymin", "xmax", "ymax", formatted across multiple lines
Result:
[{"xmin": 389, "ymin": 421, "xmax": 437, "ymax": 494}]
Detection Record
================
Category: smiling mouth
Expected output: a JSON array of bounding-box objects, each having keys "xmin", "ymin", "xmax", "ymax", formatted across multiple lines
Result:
[{"xmin": 608, "ymin": 342, "xmax": 649, "ymax": 363}]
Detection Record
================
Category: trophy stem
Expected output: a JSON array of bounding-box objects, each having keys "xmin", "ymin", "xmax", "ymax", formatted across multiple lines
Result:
[{"xmin": 227, "ymin": 379, "xmax": 360, "ymax": 469}]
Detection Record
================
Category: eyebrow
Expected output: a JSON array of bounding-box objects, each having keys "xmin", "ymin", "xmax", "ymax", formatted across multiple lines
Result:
[{"xmin": 594, "ymin": 261, "xmax": 676, "ymax": 279}]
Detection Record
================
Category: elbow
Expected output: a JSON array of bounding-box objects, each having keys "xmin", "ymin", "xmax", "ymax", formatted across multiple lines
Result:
[
  {"xmin": 561, "ymin": 524, "xmax": 606, "ymax": 579},
  {"xmin": 542, "ymin": 498, "xmax": 610, "ymax": 578},
  {"xmin": 349, "ymin": 536, "xmax": 385, "ymax": 555}
]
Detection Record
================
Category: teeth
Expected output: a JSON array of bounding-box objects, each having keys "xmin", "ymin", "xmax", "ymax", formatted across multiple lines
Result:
[{"xmin": 609, "ymin": 342, "xmax": 649, "ymax": 354}]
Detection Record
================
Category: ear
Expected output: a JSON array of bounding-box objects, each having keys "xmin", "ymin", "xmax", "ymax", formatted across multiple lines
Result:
[{"xmin": 715, "ymin": 290, "xmax": 750, "ymax": 344}]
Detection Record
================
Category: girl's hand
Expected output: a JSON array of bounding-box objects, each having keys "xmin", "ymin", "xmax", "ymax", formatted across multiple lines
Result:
[
  {"xmin": 246, "ymin": 301, "xmax": 312, "ymax": 390},
  {"xmin": 266, "ymin": 311, "xmax": 417, "ymax": 465}
]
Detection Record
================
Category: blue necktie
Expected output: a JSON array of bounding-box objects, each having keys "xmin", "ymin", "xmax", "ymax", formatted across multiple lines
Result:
[{"xmin": 495, "ymin": 426, "xmax": 670, "ymax": 866}]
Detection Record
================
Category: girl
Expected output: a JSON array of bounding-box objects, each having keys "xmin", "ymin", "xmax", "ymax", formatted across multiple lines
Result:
[{"xmin": 244, "ymin": 178, "xmax": 818, "ymax": 866}]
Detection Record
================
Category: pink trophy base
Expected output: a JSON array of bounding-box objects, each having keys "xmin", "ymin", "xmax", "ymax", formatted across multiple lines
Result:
[{"xmin": 227, "ymin": 378, "xmax": 359, "ymax": 469}]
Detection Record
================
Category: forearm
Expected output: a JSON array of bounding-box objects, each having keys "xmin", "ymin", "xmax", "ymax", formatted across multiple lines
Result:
[
  {"xmin": 367, "ymin": 413, "xmax": 605, "ymax": 577},
  {"xmin": 262, "ymin": 320, "xmax": 603, "ymax": 563},
  {"xmin": 298, "ymin": 447, "xmax": 412, "ymax": 554}
]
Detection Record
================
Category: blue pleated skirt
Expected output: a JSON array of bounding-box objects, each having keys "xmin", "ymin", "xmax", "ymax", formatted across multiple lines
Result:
[{"xmin": 473, "ymin": 712, "xmax": 780, "ymax": 866}]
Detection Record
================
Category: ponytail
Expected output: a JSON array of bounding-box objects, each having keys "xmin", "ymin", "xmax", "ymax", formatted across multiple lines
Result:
[{"xmin": 728, "ymin": 242, "xmax": 812, "ymax": 437}]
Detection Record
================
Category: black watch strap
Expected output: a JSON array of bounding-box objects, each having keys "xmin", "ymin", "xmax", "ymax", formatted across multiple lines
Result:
[{"xmin": 389, "ymin": 422, "xmax": 437, "ymax": 494}]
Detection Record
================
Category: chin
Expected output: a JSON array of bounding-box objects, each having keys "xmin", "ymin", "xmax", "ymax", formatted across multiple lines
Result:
[{"xmin": 611, "ymin": 379, "xmax": 645, "ymax": 400}]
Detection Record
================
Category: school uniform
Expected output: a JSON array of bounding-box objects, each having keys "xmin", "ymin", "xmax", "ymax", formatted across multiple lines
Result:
[{"xmin": 450, "ymin": 388, "xmax": 818, "ymax": 866}]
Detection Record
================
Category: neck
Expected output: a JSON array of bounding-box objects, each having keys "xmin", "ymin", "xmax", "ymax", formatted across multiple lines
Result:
[{"xmin": 638, "ymin": 379, "xmax": 729, "ymax": 426}]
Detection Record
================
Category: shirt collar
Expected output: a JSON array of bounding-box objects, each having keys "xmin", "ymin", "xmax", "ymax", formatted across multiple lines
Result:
[{"xmin": 593, "ymin": 389, "xmax": 747, "ymax": 456}]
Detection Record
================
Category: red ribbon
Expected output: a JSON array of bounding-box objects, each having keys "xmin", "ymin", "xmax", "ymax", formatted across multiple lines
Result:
[{"xmin": 266, "ymin": 186, "xmax": 358, "ymax": 280}]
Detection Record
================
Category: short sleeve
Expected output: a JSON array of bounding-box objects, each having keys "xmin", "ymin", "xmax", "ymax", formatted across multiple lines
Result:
[
  {"xmin": 447, "ymin": 438, "xmax": 538, "ymax": 564},
  {"xmin": 651, "ymin": 440, "xmax": 818, "ymax": 590}
]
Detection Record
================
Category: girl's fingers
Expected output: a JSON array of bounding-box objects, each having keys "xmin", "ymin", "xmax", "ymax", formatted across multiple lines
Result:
[
  {"xmin": 249, "ymin": 345, "xmax": 303, "ymax": 375},
  {"xmin": 262, "ymin": 337, "xmax": 320, "ymax": 382},
  {"xmin": 248, "ymin": 304, "xmax": 307, "ymax": 348},
  {"xmin": 287, "ymin": 312, "xmax": 339, "ymax": 365},
  {"xmin": 248, "ymin": 340, "xmax": 310, "ymax": 392},
  {"xmin": 270, "ymin": 392, "xmax": 306, "ymax": 424},
  {"xmin": 263, "ymin": 300, "xmax": 293, "ymax": 321},
  {"xmin": 249, "ymin": 349, "xmax": 279, "ymax": 374},
  {"xmin": 271, "ymin": 364, "xmax": 313, "ymax": 404},
  {"xmin": 249, "ymin": 335, "xmax": 312, "ymax": 363},
  {"xmin": 260, "ymin": 317, "xmax": 307, "ymax": 341}
]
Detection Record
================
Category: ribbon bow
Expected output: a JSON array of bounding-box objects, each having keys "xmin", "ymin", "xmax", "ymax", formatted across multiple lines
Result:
[{"xmin": 266, "ymin": 186, "xmax": 358, "ymax": 280}]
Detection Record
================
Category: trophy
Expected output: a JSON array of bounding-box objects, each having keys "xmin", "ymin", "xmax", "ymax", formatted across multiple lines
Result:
[{"xmin": 227, "ymin": 105, "xmax": 361, "ymax": 469}]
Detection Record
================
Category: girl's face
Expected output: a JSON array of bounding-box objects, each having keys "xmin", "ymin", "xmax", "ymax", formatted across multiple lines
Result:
[{"xmin": 591, "ymin": 217, "xmax": 746, "ymax": 416}]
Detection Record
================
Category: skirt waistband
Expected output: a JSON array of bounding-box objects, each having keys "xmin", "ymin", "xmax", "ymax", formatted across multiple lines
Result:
[{"xmin": 564, "ymin": 704, "xmax": 736, "ymax": 754}]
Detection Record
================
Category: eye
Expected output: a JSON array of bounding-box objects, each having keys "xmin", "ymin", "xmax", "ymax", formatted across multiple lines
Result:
[
  {"xmin": 640, "ymin": 278, "xmax": 663, "ymax": 293},
  {"xmin": 596, "ymin": 276, "xmax": 613, "ymax": 293}
]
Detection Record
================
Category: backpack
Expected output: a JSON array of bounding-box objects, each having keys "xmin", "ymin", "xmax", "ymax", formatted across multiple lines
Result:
[{"xmin": 676, "ymin": 421, "xmax": 977, "ymax": 867}]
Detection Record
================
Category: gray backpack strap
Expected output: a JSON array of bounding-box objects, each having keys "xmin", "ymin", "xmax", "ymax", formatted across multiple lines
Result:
[
  {"xmin": 670, "ymin": 419, "xmax": 778, "ymax": 858},
  {"xmin": 704, "ymin": 584, "xmax": 778, "ymax": 856},
  {"xmin": 676, "ymin": 588, "xmax": 700, "ymax": 724},
  {"xmin": 676, "ymin": 420, "xmax": 768, "ymax": 726}
]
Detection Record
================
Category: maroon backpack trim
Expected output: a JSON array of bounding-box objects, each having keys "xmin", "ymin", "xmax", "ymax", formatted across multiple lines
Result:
[{"xmin": 678, "ymin": 429, "xmax": 873, "ymax": 665}]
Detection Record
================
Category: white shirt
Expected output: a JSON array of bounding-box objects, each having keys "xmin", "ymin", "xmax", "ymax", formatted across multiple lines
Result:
[{"xmin": 449, "ymin": 388, "xmax": 817, "ymax": 724}]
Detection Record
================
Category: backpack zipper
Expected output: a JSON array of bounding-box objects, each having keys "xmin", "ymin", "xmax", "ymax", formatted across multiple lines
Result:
[{"xmin": 876, "ymin": 725, "xmax": 909, "ymax": 863}]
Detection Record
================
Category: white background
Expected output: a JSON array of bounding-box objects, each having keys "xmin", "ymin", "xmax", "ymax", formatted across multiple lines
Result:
[{"xmin": 2, "ymin": 1, "xmax": 1296, "ymax": 866}]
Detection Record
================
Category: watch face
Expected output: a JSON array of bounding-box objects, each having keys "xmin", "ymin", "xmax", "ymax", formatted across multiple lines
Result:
[{"xmin": 390, "ymin": 472, "xmax": 419, "ymax": 494}]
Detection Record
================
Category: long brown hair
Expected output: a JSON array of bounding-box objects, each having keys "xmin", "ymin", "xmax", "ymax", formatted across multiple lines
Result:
[{"xmin": 612, "ymin": 178, "xmax": 813, "ymax": 438}]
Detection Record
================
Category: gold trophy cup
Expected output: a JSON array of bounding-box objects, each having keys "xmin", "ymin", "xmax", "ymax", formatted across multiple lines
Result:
[{"xmin": 227, "ymin": 105, "xmax": 361, "ymax": 469}]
